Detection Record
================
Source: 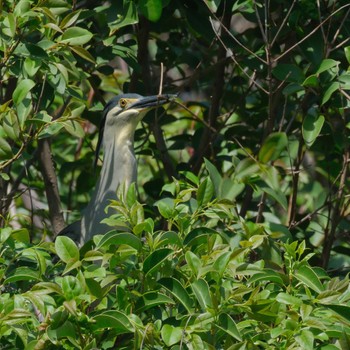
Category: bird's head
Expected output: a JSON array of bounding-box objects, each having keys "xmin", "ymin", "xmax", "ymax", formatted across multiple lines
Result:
[{"xmin": 95, "ymin": 93, "xmax": 173, "ymax": 168}]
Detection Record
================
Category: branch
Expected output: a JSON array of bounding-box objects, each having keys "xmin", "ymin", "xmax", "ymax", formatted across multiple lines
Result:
[
  {"xmin": 37, "ymin": 138, "xmax": 65, "ymax": 235},
  {"xmin": 130, "ymin": 16, "xmax": 178, "ymax": 180}
]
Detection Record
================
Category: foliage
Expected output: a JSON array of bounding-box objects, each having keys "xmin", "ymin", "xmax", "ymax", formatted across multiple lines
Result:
[
  {"xmin": 1, "ymin": 0, "xmax": 350, "ymax": 348},
  {"xmin": 1, "ymin": 177, "xmax": 350, "ymax": 349}
]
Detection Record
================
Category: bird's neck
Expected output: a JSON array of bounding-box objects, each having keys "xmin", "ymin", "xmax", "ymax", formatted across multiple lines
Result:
[{"xmin": 81, "ymin": 135, "xmax": 137, "ymax": 241}]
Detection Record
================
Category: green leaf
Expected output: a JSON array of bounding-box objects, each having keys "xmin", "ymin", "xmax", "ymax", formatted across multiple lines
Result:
[
  {"xmin": 302, "ymin": 113, "xmax": 325, "ymax": 147},
  {"xmin": 323, "ymin": 304, "xmax": 350, "ymax": 322},
  {"xmin": 321, "ymin": 82, "xmax": 340, "ymax": 105},
  {"xmin": 234, "ymin": 158, "xmax": 260, "ymax": 181},
  {"xmin": 47, "ymin": 320, "xmax": 77, "ymax": 342},
  {"xmin": 135, "ymin": 292, "xmax": 175, "ymax": 312},
  {"xmin": 108, "ymin": 1, "xmax": 138, "ymax": 34},
  {"xmin": 3, "ymin": 13, "xmax": 16, "ymax": 37},
  {"xmin": 258, "ymin": 132, "xmax": 288, "ymax": 163},
  {"xmin": 0, "ymin": 137, "xmax": 13, "ymax": 159},
  {"xmin": 4, "ymin": 267, "xmax": 40, "ymax": 284},
  {"xmin": 316, "ymin": 59, "xmax": 340, "ymax": 74},
  {"xmin": 70, "ymin": 46, "xmax": 96, "ymax": 64},
  {"xmin": 276, "ymin": 292, "xmax": 303, "ymax": 306},
  {"xmin": 143, "ymin": 248, "xmax": 173, "ymax": 275},
  {"xmin": 272, "ymin": 64, "xmax": 304, "ymax": 83},
  {"xmin": 295, "ymin": 329, "xmax": 314, "ymax": 350},
  {"xmin": 184, "ymin": 227, "xmax": 218, "ymax": 247},
  {"xmin": 215, "ymin": 313, "xmax": 242, "ymax": 341},
  {"xmin": 55, "ymin": 236, "xmax": 80, "ymax": 263},
  {"xmin": 191, "ymin": 279, "xmax": 213, "ymax": 311},
  {"xmin": 161, "ymin": 324, "xmax": 183, "ymax": 347},
  {"xmin": 345, "ymin": 46, "xmax": 350, "ymax": 65},
  {"xmin": 154, "ymin": 197, "xmax": 175, "ymax": 219},
  {"xmin": 212, "ymin": 252, "xmax": 232, "ymax": 276},
  {"xmin": 60, "ymin": 9, "xmax": 82, "ymax": 29},
  {"xmin": 204, "ymin": 158, "xmax": 222, "ymax": 197},
  {"xmin": 139, "ymin": 0, "xmax": 163, "ymax": 22},
  {"xmin": 197, "ymin": 177, "xmax": 214, "ymax": 206},
  {"xmin": 63, "ymin": 120, "xmax": 85, "ymax": 138},
  {"xmin": 12, "ymin": 79, "xmax": 35, "ymax": 105},
  {"xmin": 23, "ymin": 57, "xmax": 41, "ymax": 77},
  {"xmin": 92, "ymin": 311, "xmax": 134, "ymax": 334},
  {"xmin": 60, "ymin": 27, "xmax": 93, "ymax": 45},
  {"xmin": 185, "ymin": 251, "xmax": 201, "ymax": 277},
  {"xmin": 38, "ymin": 122, "xmax": 64, "ymax": 138},
  {"xmin": 158, "ymin": 277, "xmax": 193, "ymax": 313},
  {"xmin": 294, "ymin": 265, "xmax": 324, "ymax": 293},
  {"xmin": 96, "ymin": 231, "xmax": 142, "ymax": 250},
  {"xmin": 261, "ymin": 186, "xmax": 288, "ymax": 210},
  {"xmin": 61, "ymin": 275, "xmax": 83, "ymax": 300},
  {"xmin": 248, "ymin": 269, "xmax": 284, "ymax": 285}
]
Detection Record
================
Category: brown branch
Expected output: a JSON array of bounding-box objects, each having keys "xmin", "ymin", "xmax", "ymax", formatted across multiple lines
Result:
[
  {"xmin": 189, "ymin": 2, "xmax": 232, "ymax": 174},
  {"xmin": 130, "ymin": 16, "xmax": 177, "ymax": 180},
  {"xmin": 37, "ymin": 138, "xmax": 65, "ymax": 235},
  {"xmin": 321, "ymin": 149, "xmax": 350, "ymax": 268}
]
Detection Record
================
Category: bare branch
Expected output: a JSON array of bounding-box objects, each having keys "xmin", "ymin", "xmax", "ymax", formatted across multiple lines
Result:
[{"xmin": 276, "ymin": 3, "xmax": 350, "ymax": 62}]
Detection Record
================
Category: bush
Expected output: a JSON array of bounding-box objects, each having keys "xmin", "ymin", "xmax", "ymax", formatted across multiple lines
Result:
[
  {"xmin": 1, "ymin": 169, "xmax": 350, "ymax": 349},
  {"xmin": 1, "ymin": 0, "xmax": 350, "ymax": 348}
]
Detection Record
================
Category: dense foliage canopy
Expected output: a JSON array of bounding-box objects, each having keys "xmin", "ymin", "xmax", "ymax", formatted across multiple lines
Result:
[{"xmin": 0, "ymin": 0, "xmax": 350, "ymax": 348}]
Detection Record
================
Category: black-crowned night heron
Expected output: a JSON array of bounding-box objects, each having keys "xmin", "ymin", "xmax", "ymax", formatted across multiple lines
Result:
[{"xmin": 60, "ymin": 93, "xmax": 173, "ymax": 246}]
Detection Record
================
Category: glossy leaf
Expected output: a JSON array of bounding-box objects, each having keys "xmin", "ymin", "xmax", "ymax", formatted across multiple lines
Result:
[
  {"xmin": 92, "ymin": 310, "xmax": 134, "ymax": 333},
  {"xmin": 135, "ymin": 292, "xmax": 174, "ymax": 312},
  {"xmin": 158, "ymin": 277, "xmax": 193, "ymax": 313},
  {"xmin": 96, "ymin": 231, "xmax": 142, "ymax": 250},
  {"xmin": 302, "ymin": 113, "xmax": 325, "ymax": 147},
  {"xmin": 60, "ymin": 27, "xmax": 93, "ymax": 45},
  {"xmin": 204, "ymin": 158, "xmax": 222, "ymax": 197},
  {"xmin": 143, "ymin": 248, "xmax": 173, "ymax": 275},
  {"xmin": 4, "ymin": 267, "xmax": 40, "ymax": 284},
  {"xmin": 12, "ymin": 79, "xmax": 35, "ymax": 105},
  {"xmin": 161, "ymin": 324, "xmax": 183, "ymax": 346},
  {"xmin": 215, "ymin": 313, "xmax": 242, "ymax": 341},
  {"xmin": 197, "ymin": 177, "xmax": 214, "ymax": 206},
  {"xmin": 294, "ymin": 265, "xmax": 324, "ymax": 293},
  {"xmin": 55, "ymin": 236, "xmax": 80, "ymax": 263},
  {"xmin": 139, "ymin": 0, "xmax": 163, "ymax": 22},
  {"xmin": 191, "ymin": 279, "xmax": 213, "ymax": 311}
]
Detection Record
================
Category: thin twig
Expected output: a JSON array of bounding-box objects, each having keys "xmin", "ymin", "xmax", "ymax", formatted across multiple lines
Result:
[
  {"xmin": 209, "ymin": 17, "xmax": 269, "ymax": 95},
  {"xmin": 158, "ymin": 62, "xmax": 164, "ymax": 96},
  {"xmin": 276, "ymin": 3, "xmax": 350, "ymax": 62},
  {"xmin": 204, "ymin": 2, "xmax": 267, "ymax": 65},
  {"xmin": 270, "ymin": 0, "xmax": 297, "ymax": 47}
]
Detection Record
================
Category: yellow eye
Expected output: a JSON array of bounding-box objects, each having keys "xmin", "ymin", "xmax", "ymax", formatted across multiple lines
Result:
[{"xmin": 119, "ymin": 98, "xmax": 128, "ymax": 108}]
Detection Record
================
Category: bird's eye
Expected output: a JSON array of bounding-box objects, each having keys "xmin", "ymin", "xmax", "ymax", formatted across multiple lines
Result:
[{"xmin": 119, "ymin": 98, "xmax": 128, "ymax": 108}]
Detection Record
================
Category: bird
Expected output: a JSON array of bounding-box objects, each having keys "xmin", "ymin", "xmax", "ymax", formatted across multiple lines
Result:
[{"xmin": 59, "ymin": 93, "xmax": 173, "ymax": 246}]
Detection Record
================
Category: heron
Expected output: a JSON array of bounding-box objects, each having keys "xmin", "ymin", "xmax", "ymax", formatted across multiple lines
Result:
[{"xmin": 60, "ymin": 93, "xmax": 173, "ymax": 246}]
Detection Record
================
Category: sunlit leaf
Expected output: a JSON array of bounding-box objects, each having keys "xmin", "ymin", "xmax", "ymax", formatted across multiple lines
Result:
[
  {"xmin": 60, "ymin": 27, "xmax": 93, "ymax": 45},
  {"xmin": 55, "ymin": 236, "xmax": 80, "ymax": 263},
  {"xmin": 158, "ymin": 277, "xmax": 193, "ymax": 313},
  {"xmin": 92, "ymin": 311, "xmax": 134, "ymax": 333},
  {"xmin": 294, "ymin": 265, "xmax": 324, "ymax": 293},
  {"xmin": 139, "ymin": 0, "xmax": 163, "ymax": 22},
  {"xmin": 161, "ymin": 324, "xmax": 183, "ymax": 346},
  {"xmin": 215, "ymin": 313, "xmax": 242, "ymax": 341},
  {"xmin": 12, "ymin": 79, "xmax": 35, "ymax": 105},
  {"xmin": 191, "ymin": 279, "xmax": 213, "ymax": 311},
  {"xmin": 143, "ymin": 248, "xmax": 173, "ymax": 275},
  {"xmin": 96, "ymin": 231, "xmax": 142, "ymax": 250}
]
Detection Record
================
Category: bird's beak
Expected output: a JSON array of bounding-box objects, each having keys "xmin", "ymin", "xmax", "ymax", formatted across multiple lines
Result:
[{"xmin": 128, "ymin": 94, "xmax": 175, "ymax": 110}]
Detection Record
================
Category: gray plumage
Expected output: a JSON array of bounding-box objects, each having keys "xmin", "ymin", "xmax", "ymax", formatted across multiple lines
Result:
[{"xmin": 59, "ymin": 93, "xmax": 172, "ymax": 246}]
